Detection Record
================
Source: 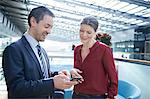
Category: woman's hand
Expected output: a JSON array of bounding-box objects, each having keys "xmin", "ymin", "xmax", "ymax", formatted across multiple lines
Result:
[
  {"xmin": 70, "ymin": 68, "xmax": 84, "ymax": 83},
  {"xmin": 58, "ymin": 70, "xmax": 70, "ymax": 78}
]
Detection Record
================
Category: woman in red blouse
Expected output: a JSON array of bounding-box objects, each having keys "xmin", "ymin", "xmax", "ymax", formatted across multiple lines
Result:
[{"xmin": 71, "ymin": 16, "xmax": 118, "ymax": 99}]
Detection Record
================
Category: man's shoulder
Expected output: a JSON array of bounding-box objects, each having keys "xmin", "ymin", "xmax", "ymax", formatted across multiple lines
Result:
[
  {"xmin": 9, "ymin": 38, "xmax": 22, "ymax": 46},
  {"xmin": 5, "ymin": 36, "xmax": 25, "ymax": 50}
]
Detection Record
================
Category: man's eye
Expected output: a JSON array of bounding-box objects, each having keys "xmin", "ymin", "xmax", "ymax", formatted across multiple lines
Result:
[
  {"xmin": 45, "ymin": 26, "xmax": 49, "ymax": 28},
  {"xmin": 80, "ymin": 30, "xmax": 84, "ymax": 32}
]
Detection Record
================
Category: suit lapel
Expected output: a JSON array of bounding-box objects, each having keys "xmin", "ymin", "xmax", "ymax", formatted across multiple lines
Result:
[{"xmin": 22, "ymin": 36, "xmax": 43, "ymax": 78}]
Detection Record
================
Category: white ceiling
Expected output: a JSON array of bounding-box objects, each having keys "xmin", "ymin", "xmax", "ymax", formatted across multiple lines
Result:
[{"xmin": 0, "ymin": 0, "xmax": 150, "ymax": 42}]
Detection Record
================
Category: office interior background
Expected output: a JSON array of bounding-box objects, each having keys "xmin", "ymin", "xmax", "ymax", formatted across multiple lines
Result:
[{"xmin": 0, "ymin": 0, "xmax": 150, "ymax": 99}]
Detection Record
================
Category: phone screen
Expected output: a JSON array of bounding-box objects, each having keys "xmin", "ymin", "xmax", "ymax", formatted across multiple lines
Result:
[{"xmin": 70, "ymin": 78, "xmax": 81, "ymax": 81}]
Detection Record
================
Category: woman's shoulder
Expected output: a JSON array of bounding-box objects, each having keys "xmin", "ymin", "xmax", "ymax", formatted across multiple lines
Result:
[
  {"xmin": 96, "ymin": 41, "xmax": 112, "ymax": 53},
  {"xmin": 96, "ymin": 41, "xmax": 109, "ymax": 48},
  {"xmin": 74, "ymin": 44, "xmax": 82, "ymax": 52}
]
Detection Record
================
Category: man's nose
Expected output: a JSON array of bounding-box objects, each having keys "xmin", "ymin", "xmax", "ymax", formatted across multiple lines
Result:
[{"xmin": 47, "ymin": 28, "xmax": 52, "ymax": 34}]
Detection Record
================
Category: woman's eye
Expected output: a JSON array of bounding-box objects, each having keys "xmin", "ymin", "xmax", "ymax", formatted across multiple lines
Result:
[{"xmin": 87, "ymin": 32, "xmax": 92, "ymax": 34}]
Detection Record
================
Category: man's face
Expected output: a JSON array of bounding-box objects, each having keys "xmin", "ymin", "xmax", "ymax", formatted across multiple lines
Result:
[{"xmin": 32, "ymin": 15, "xmax": 53, "ymax": 42}]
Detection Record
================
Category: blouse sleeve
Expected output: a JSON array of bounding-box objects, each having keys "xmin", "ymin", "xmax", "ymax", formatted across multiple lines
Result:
[
  {"xmin": 74, "ymin": 47, "xmax": 79, "ymax": 67},
  {"xmin": 102, "ymin": 47, "xmax": 118, "ymax": 98}
]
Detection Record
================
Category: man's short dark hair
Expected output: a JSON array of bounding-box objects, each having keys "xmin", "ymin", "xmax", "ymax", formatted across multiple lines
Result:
[
  {"xmin": 81, "ymin": 16, "xmax": 99, "ymax": 32},
  {"xmin": 28, "ymin": 6, "xmax": 55, "ymax": 26}
]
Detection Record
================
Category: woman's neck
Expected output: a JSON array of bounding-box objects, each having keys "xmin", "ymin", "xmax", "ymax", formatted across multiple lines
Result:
[{"xmin": 82, "ymin": 39, "xmax": 96, "ymax": 49}]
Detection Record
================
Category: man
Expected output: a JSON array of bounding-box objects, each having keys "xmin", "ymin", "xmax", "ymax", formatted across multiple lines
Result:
[{"xmin": 2, "ymin": 6, "xmax": 77, "ymax": 98}]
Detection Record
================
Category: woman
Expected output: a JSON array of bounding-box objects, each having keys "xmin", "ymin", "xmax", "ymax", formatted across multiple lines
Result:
[{"xmin": 71, "ymin": 16, "xmax": 118, "ymax": 99}]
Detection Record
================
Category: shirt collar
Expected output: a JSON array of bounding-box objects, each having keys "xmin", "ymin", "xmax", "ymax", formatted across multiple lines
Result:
[
  {"xmin": 24, "ymin": 32, "xmax": 39, "ymax": 48},
  {"xmin": 78, "ymin": 41, "xmax": 99, "ymax": 52}
]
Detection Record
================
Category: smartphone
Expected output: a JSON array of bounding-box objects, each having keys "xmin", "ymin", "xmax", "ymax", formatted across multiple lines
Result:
[{"xmin": 70, "ymin": 77, "xmax": 81, "ymax": 81}]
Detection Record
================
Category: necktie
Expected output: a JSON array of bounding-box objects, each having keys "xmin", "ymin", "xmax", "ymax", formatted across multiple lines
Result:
[{"xmin": 36, "ymin": 45, "xmax": 49, "ymax": 78}]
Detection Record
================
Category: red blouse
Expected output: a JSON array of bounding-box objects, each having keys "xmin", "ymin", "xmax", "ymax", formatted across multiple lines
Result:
[{"xmin": 74, "ymin": 41, "xmax": 118, "ymax": 98}]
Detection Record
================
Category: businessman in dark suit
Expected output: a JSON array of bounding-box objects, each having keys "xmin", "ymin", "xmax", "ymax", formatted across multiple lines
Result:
[{"xmin": 2, "ymin": 6, "xmax": 77, "ymax": 99}]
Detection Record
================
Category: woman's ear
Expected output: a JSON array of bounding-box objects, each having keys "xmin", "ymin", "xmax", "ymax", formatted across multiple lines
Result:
[{"xmin": 93, "ymin": 33, "xmax": 96, "ymax": 39}]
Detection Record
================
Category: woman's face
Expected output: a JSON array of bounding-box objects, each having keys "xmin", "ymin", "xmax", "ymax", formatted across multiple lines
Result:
[{"xmin": 79, "ymin": 24, "xmax": 96, "ymax": 44}]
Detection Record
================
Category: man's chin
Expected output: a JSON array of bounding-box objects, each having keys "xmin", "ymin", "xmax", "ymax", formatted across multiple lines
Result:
[
  {"xmin": 40, "ymin": 37, "xmax": 46, "ymax": 41},
  {"xmin": 39, "ymin": 39, "xmax": 45, "ymax": 42}
]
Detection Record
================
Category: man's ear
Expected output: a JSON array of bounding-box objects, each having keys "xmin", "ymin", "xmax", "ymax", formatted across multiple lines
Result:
[{"xmin": 30, "ymin": 17, "xmax": 37, "ymax": 27}]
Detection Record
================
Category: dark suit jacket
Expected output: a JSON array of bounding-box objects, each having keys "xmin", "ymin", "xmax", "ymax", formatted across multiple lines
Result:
[{"xmin": 2, "ymin": 36, "xmax": 54, "ymax": 98}]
